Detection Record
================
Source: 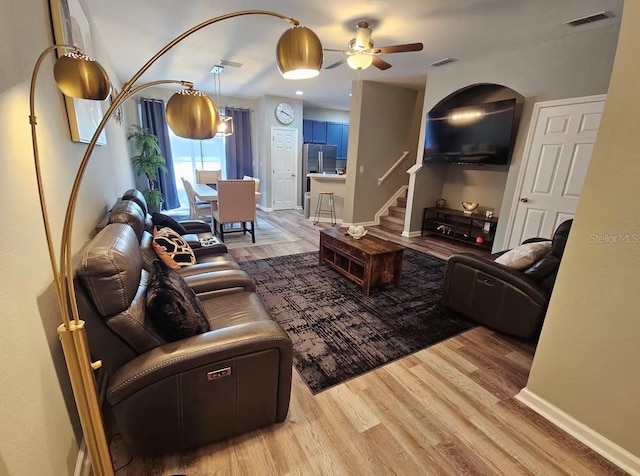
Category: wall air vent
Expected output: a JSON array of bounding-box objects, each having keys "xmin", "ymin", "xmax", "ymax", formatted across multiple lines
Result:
[
  {"xmin": 564, "ymin": 11, "xmax": 613, "ymax": 27},
  {"xmin": 429, "ymin": 57, "xmax": 458, "ymax": 67}
]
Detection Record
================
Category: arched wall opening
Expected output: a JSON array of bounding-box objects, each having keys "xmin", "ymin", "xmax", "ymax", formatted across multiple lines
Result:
[{"xmin": 425, "ymin": 83, "xmax": 525, "ymax": 226}]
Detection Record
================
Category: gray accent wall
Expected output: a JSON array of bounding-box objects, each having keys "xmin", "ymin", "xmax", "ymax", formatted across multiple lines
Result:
[
  {"xmin": 256, "ymin": 95, "xmax": 304, "ymax": 209},
  {"xmin": 303, "ymin": 106, "xmax": 350, "ymax": 123},
  {"xmin": 410, "ymin": 23, "xmax": 620, "ymax": 249},
  {"xmin": 0, "ymin": 0, "xmax": 133, "ymax": 473},
  {"xmin": 526, "ymin": 1, "xmax": 640, "ymax": 461},
  {"xmin": 343, "ymin": 81, "xmax": 423, "ymax": 224}
]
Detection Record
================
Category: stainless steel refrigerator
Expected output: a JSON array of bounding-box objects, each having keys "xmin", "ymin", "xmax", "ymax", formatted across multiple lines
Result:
[{"xmin": 302, "ymin": 144, "xmax": 338, "ymax": 206}]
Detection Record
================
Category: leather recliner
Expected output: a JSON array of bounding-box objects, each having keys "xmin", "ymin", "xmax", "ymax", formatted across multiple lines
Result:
[
  {"xmin": 441, "ymin": 220, "xmax": 572, "ymax": 339},
  {"xmin": 76, "ymin": 223, "xmax": 293, "ymax": 455}
]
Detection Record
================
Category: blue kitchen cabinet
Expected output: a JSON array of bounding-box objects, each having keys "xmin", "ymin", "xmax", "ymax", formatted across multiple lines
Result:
[
  {"xmin": 311, "ymin": 121, "xmax": 327, "ymax": 143},
  {"xmin": 303, "ymin": 119, "xmax": 313, "ymax": 143},
  {"xmin": 340, "ymin": 123, "xmax": 349, "ymax": 159},
  {"xmin": 326, "ymin": 122, "xmax": 342, "ymax": 148}
]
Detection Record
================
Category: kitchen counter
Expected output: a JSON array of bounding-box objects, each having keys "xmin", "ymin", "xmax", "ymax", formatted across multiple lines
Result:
[
  {"xmin": 307, "ymin": 174, "xmax": 347, "ymax": 223},
  {"xmin": 306, "ymin": 173, "xmax": 347, "ymax": 181}
]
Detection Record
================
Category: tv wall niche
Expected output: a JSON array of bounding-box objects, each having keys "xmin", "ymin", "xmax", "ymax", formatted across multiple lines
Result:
[{"xmin": 424, "ymin": 84, "xmax": 525, "ymax": 168}]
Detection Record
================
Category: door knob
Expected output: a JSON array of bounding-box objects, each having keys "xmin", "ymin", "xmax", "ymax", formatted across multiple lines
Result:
[{"xmin": 520, "ymin": 197, "xmax": 529, "ymax": 203}]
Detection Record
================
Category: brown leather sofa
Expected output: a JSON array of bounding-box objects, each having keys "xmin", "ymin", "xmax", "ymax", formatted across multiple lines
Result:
[
  {"xmin": 75, "ymin": 223, "xmax": 293, "ymax": 455},
  {"xmin": 121, "ymin": 188, "xmax": 225, "ymax": 259},
  {"xmin": 108, "ymin": 198, "xmax": 242, "ymax": 275},
  {"xmin": 441, "ymin": 220, "xmax": 572, "ymax": 339}
]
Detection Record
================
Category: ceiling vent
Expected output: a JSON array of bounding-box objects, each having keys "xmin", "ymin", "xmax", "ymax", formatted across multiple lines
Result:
[
  {"xmin": 429, "ymin": 57, "xmax": 457, "ymax": 67},
  {"xmin": 564, "ymin": 11, "xmax": 613, "ymax": 27}
]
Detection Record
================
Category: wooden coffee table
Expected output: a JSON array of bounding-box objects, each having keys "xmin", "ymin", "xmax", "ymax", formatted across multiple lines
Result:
[{"xmin": 319, "ymin": 228, "xmax": 405, "ymax": 296}]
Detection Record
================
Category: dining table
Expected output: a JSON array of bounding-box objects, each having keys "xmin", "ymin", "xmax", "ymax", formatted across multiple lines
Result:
[{"xmin": 192, "ymin": 183, "xmax": 262, "ymax": 229}]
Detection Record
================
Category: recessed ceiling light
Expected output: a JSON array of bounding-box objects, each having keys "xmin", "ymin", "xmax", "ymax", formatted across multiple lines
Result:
[
  {"xmin": 295, "ymin": 90, "xmax": 303, "ymax": 96},
  {"xmin": 349, "ymin": 93, "xmax": 352, "ymax": 96}
]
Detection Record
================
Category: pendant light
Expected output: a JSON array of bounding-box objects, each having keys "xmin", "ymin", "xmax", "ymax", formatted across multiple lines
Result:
[{"xmin": 213, "ymin": 67, "xmax": 234, "ymax": 137}]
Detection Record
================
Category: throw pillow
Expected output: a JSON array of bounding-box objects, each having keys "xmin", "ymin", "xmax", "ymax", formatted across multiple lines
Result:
[
  {"xmin": 494, "ymin": 241, "xmax": 553, "ymax": 270},
  {"xmin": 152, "ymin": 227, "xmax": 196, "ymax": 269},
  {"xmin": 151, "ymin": 212, "xmax": 189, "ymax": 235},
  {"xmin": 146, "ymin": 260, "xmax": 210, "ymax": 341}
]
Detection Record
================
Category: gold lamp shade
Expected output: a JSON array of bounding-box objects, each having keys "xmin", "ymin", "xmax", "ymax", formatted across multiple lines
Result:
[
  {"xmin": 166, "ymin": 90, "xmax": 219, "ymax": 139},
  {"xmin": 276, "ymin": 25, "xmax": 323, "ymax": 79},
  {"xmin": 53, "ymin": 52, "xmax": 111, "ymax": 100}
]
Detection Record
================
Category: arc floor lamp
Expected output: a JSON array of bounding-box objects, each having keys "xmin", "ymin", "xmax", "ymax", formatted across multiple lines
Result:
[{"xmin": 29, "ymin": 10, "xmax": 323, "ymax": 475}]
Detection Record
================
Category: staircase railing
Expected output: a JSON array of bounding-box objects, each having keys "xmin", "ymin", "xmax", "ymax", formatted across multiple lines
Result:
[{"xmin": 378, "ymin": 150, "xmax": 410, "ymax": 186}]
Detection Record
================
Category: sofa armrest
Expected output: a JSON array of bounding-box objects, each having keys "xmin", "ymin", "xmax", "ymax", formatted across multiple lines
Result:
[
  {"xmin": 444, "ymin": 254, "xmax": 548, "ymax": 304},
  {"xmin": 522, "ymin": 237, "xmax": 551, "ymax": 245},
  {"xmin": 183, "ymin": 269, "xmax": 255, "ymax": 295},
  {"xmin": 106, "ymin": 320, "xmax": 292, "ymax": 406},
  {"xmin": 180, "ymin": 220, "xmax": 212, "ymax": 234}
]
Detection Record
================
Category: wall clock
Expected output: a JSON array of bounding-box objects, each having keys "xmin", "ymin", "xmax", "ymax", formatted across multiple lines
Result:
[{"xmin": 275, "ymin": 102, "xmax": 295, "ymax": 125}]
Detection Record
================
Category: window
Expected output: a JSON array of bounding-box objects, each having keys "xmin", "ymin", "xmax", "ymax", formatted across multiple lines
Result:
[{"xmin": 168, "ymin": 130, "xmax": 226, "ymax": 210}]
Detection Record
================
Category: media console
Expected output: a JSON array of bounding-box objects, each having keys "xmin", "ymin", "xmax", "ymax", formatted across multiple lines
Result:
[{"xmin": 421, "ymin": 207, "xmax": 499, "ymax": 251}]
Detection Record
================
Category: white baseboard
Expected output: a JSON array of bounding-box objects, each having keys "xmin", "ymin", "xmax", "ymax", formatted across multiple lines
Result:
[
  {"xmin": 402, "ymin": 230, "xmax": 422, "ymax": 238},
  {"xmin": 74, "ymin": 439, "xmax": 92, "ymax": 476},
  {"xmin": 516, "ymin": 388, "xmax": 640, "ymax": 475}
]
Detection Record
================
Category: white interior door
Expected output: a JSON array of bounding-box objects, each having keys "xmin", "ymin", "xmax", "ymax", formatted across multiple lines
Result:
[
  {"xmin": 506, "ymin": 96, "xmax": 605, "ymax": 248},
  {"xmin": 271, "ymin": 127, "xmax": 298, "ymax": 210}
]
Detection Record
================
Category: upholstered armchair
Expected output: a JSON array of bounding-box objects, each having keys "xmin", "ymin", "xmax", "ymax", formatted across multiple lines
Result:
[
  {"xmin": 213, "ymin": 179, "xmax": 257, "ymax": 243},
  {"xmin": 441, "ymin": 220, "xmax": 573, "ymax": 339},
  {"xmin": 75, "ymin": 223, "xmax": 293, "ymax": 455}
]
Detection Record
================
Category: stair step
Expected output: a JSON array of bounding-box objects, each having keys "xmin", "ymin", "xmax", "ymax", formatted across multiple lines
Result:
[
  {"xmin": 397, "ymin": 196, "xmax": 407, "ymax": 207},
  {"xmin": 380, "ymin": 215, "xmax": 404, "ymax": 232},
  {"xmin": 389, "ymin": 206, "xmax": 406, "ymax": 219}
]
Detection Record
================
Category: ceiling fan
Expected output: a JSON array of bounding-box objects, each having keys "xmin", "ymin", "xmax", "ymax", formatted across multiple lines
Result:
[{"xmin": 324, "ymin": 21, "xmax": 423, "ymax": 71}]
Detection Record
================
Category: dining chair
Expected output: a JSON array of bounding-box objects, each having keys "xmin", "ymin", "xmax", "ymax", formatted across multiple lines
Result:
[
  {"xmin": 196, "ymin": 169, "xmax": 221, "ymax": 189},
  {"xmin": 213, "ymin": 180, "xmax": 256, "ymax": 243},
  {"xmin": 181, "ymin": 177, "xmax": 211, "ymax": 222}
]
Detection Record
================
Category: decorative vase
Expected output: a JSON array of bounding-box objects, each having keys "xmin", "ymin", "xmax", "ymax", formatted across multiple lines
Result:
[
  {"xmin": 462, "ymin": 201, "xmax": 479, "ymax": 215},
  {"xmin": 436, "ymin": 198, "xmax": 447, "ymax": 209}
]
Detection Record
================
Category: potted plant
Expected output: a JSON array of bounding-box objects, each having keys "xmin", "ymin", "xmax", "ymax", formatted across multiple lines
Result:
[{"xmin": 127, "ymin": 125, "xmax": 167, "ymax": 210}]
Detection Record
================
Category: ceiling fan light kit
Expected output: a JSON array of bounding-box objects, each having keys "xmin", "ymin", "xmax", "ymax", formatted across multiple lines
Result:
[
  {"xmin": 347, "ymin": 53, "xmax": 374, "ymax": 70},
  {"xmin": 324, "ymin": 20, "xmax": 423, "ymax": 72}
]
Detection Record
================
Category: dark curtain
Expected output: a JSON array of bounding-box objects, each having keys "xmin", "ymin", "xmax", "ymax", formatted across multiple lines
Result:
[
  {"xmin": 140, "ymin": 98, "xmax": 180, "ymax": 210},
  {"xmin": 225, "ymin": 108, "xmax": 254, "ymax": 179}
]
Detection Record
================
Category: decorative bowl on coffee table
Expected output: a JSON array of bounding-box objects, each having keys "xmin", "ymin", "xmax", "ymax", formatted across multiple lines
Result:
[{"xmin": 347, "ymin": 225, "xmax": 368, "ymax": 239}]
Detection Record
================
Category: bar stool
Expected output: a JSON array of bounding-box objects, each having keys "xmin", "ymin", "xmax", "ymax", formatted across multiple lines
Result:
[{"xmin": 313, "ymin": 192, "xmax": 336, "ymax": 226}]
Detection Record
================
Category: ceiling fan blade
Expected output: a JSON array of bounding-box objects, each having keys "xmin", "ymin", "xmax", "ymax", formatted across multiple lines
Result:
[
  {"xmin": 372, "ymin": 56, "xmax": 392, "ymax": 71},
  {"xmin": 374, "ymin": 43, "xmax": 424, "ymax": 55},
  {"xmin": 325, "ymin": 57, "xmax": 347, "ymax": 70},
  {"xmin": 323, "ymin": 48, "xmax": 346, "ymax": 52}
]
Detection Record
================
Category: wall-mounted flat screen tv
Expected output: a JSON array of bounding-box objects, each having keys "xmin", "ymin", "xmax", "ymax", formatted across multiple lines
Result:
[{"xmin": 423, "ymin": 98, "xmax": 517, "ymax": 165}]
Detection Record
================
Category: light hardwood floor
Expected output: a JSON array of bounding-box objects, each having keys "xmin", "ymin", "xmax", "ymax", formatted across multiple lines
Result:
[{"xmin": 115, "ymin": 210, "xmax": 625, "ymax": 475}]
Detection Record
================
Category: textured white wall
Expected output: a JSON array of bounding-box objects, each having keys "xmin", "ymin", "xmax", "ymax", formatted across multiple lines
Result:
[{"xmin": 0, "ymin": 0, "xmax": 133, "ymax": 474}]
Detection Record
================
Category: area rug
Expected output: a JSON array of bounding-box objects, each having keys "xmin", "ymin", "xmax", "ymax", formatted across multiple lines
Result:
[{"xmin": 239, "ymin": 250, "xmax": 476, "ymax": 394}]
